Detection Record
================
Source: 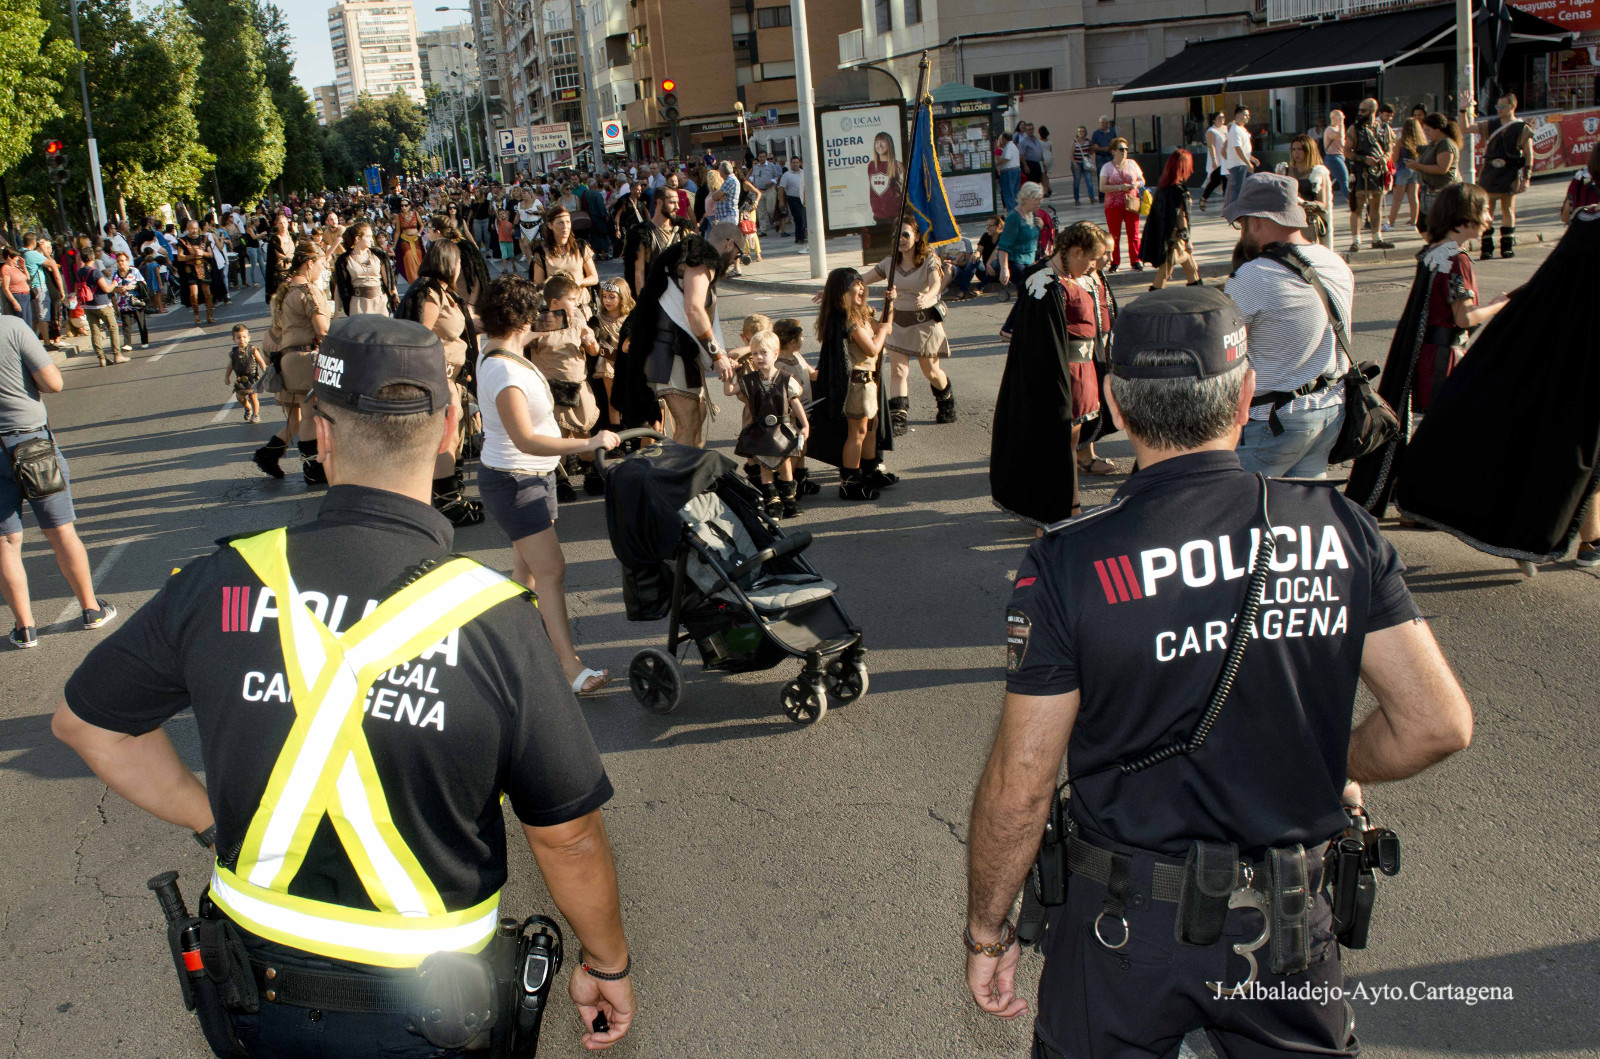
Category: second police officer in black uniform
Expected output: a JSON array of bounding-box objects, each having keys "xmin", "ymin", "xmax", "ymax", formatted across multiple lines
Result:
[
  {"xmin": 964, "ymin": 287, "xmax": 1474, "ymax": 1057},
  {"xmin": 54, "ymin": 317, "xmax": 636, "ymax": 1057}
]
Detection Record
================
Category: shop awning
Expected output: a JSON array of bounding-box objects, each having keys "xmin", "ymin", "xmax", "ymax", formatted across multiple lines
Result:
[{"xmin": 1111, "ymin": 1, "xmax": 1574, "ymax": 103}]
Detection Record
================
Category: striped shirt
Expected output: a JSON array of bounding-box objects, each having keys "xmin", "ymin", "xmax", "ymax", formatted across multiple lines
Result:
[{"xmin": 1225, "ymin": 242, "xmax": 1352, "ymax": 421}]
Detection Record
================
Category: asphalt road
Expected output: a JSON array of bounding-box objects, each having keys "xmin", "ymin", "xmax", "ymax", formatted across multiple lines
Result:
[{"xmin": 1, "ymin": 208, "xmax": 1596, "ymax": 1059}]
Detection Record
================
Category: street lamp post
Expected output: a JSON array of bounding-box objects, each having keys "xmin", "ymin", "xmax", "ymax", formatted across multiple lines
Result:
[{"xmin": 67, "ymin": 0, "xmax": 110, "ymax": 231}]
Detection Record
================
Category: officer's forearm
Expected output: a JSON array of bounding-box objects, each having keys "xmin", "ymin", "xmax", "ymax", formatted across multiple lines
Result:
[
  {"xmin": 51, "ymin": 701, "xmax": 213, "ymax": 833},
  {"xmin": 524, "ymin": 811, "xmax": 628, "ymax": 968},
  {"xmin": 966, "ymin": 692, "xmax": 1076, "ymax": 937}
]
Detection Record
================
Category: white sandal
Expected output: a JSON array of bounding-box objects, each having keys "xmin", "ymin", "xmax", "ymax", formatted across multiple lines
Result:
[{"xmin": 570, "ymin": 667, "xmax": 610, "ymax": 696}]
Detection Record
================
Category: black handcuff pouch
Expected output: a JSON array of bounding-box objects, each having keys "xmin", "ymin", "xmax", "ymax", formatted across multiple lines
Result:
[
  {"xmin": 195, "ymin": 917, "xmax": 260, "ymax": 1014},
  {"xmin": 405, "ymin": 951, "xmax": 498, "ymax": 1050}
]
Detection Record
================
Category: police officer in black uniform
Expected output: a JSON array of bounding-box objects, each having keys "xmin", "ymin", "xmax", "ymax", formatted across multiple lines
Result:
[
  {"xmin": 54, "ymin": 316, "xmax": 636, "ymax": 1056},
  {"xmin": 964, "ymin": 287, "xmax": 1474, "ymax": 1057}
]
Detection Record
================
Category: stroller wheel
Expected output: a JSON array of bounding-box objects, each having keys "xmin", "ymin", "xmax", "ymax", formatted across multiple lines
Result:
[
  {"xmin": 629, "ymin": 648, "xmax": 683, "ymax": 714},
  {"xmin": 780, "ymin": 680, "xmax": 828, "ymax": 725},
  {"xmin": 823, "ymin": 659, "xmax": 869, "ymax": 704}
]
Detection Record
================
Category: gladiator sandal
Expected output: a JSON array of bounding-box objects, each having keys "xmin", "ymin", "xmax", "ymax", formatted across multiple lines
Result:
[
  {"xmin": 777, "ymin": 479, "xmax": 799, "ymax": 519},
  {"xmin": 1479, "ymin": 226, "xmax": 1496, "ymax": 260},
  {"xmin": 252, "ymin": 435, "xmax": 287, "ymax": 479},
  {"xmin": 1499, "ymin": 226, "xmax": 1516, "ymax": 258},
  {"xmin": 838, "ymin": 468, "xmax": 880, "ymax": 501},
  {"xmin": 860, "ymin": 456, "xmax": 899, "ymax": 490},
  {"xmin": 432, "ymin": 475, "xmax": 486, "ymax": 526},
  {"xmin": 299, "ymin": 438, "xmax": 328, "ymax": 485},
  {"xmin": 932, "ymin": 381, "xmax": 957, "ymax": 424},
  {"xmin": 888, "ymin": 396, "xmax": 910, "ymax": 437},
  {"xmin": 759, "ymin": 481, "xmax": 783, "ymax": 518},
  {"xmin": 795, "ymin": 467, "xmax": 820, "ymax": 496}
]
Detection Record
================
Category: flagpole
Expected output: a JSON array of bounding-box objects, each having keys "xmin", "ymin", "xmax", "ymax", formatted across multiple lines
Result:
[{"xmin": 884, "ymin": 51, "xmax": 931, "ymax": 320}]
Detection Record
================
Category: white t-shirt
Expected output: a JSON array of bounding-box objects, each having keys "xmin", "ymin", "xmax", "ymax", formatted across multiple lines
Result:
[
  {"xmin": 1225, "ymin": 123, "xmax": 1253, "ymax": 168},
  {"xmin": 1225, "ymin": 242, "xmax": 1353, "ymax": 421},
  {"xmin": 477, "ymin": 351, "xmax": 562, "ymax": 474},
  {"xmin": 998, "ymin": 142, "xmax": 1021, "ymax": 172},
  {"xmin": 778, "ymin": 169, "xmax": 806, "ymax": 204},
  {"xmin": 1205, "ymin": 125, "xmax": 1227, "ymax": 172}
]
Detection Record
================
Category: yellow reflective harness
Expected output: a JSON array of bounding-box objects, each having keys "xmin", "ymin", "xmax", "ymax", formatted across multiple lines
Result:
[{"xmin": 208, "ymin": 528, "xmax": 525, "ymax": 968}]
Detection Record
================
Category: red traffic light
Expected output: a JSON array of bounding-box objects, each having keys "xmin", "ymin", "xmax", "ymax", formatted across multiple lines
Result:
[
  {"xmin": 660, "ymin": 78, "xmax": 676, "ymax": 93},
  {"xmin": 44, "ymin": 140, "xmax": 65, "ymax": 156}
]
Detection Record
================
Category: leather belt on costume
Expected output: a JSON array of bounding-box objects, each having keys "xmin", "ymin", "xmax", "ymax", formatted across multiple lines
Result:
[
  {"xmin": 892, "ymin": 308, "xmax": 939, "ymax": 326},
  {"xmin": 1065, "ymin": 337, "xmax": 1097, "ymax": 364},
  {"xmin": 351, "ymin": 284, "xmax": 382, "ymax": 296},
  {"xmin": 278, "ymin": 344, "xmax": 318, "ymax": 355},
  {"xmin": 761, "ymin": 414, "xmax": 792, "ymax": 427},
  {"xmin": 1423, "ymin": 325, "xmax": 1468, "ymax": 348},
  {"xmin": 849, "ymin": 369, "xmax": 876, "ymax": 382}
]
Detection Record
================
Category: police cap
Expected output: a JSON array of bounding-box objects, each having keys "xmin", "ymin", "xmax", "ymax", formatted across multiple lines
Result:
[
  {"xmin": 312, "ymin": 316, "xmax": 451, "ymax": 415},
  {"xmin": 1109, "ymin": 286, "xmax": 1247, "ymax": 381}
]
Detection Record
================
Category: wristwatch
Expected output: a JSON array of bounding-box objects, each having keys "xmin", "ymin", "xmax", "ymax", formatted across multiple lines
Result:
[{"xmin": 193, "ymin": 825, "xmax": 217, "ymax": 851}]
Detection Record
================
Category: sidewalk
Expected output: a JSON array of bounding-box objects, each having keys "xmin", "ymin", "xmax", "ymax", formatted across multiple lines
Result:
[{"xmin": 723, "ymin": 175, "xmax": 1574, "ymax": 296}]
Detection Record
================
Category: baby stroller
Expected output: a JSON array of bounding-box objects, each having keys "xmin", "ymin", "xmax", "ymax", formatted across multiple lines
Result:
[{"xmin": 599, "ymin": 430, "xmax": 868, "ymax": 725}]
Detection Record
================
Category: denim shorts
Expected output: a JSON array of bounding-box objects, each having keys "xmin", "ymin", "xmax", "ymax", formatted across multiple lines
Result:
[
  {"xmin": 1391, "ymin": 165, "xmax": 1417, "ymax": 187},
  {"xmin": 1, "ymin": 429, "xmax": 76, "ymax": 535},
  {"xmin": 478, "ymin": 465, "xmax": 558, "ymax": 541}
]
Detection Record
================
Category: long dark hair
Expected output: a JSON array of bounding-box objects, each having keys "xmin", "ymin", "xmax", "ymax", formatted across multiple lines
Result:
[
  {"xmin": 814, "ymin": 268, "xmax": 873, "ymax": 343},
  {"xmin": 540, "ymin": 204, "xmax": 581, "ymax": 256},
  {"xmin": 416, "ymin": 238, "xmax": 461, "ymax": 296},
  {"xmin": 1423, "ymin": 112, "xmax": 1462, "ymax": 148}
]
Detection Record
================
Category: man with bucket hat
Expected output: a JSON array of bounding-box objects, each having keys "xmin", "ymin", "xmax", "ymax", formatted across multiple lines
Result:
[
  {"xmin": 964, "ymin": 286, "xmax": 1473, "ymax": 1059},
  {"xmin": 1224, "ymin": 172, "xmax": 1355, "ymax": 479}
]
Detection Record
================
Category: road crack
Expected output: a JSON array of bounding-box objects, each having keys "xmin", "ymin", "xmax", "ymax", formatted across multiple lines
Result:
[{"xmin": 929, "ymin": 807, "xmax": 967, "ymax": 846}]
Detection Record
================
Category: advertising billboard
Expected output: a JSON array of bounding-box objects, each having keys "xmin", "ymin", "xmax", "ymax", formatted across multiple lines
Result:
[{"xmin": 815, "ymin": 102, "xmax": 908, "ymax": 237}]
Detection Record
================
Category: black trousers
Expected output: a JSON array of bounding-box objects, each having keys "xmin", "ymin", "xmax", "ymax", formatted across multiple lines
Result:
[
  {"xmin": 230, "ymin": 1002, "xmax": 471, "ymax": 1059},
  {"xmin": 1033, "ymin": 829, "xmax": 1358, "ymax": 1059},
  {"xmin": 120, "ymin": 309, "xmax": 148, "ymax": 345},
  {"xmin": 1199, "ymin": 168, "xmax": 1228, "ymax": 202}
]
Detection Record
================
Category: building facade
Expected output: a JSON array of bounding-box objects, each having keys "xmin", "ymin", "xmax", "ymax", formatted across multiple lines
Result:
[
  {"xmin": 313, "ymin": 84, "xmax": 343, "ymax": 125},
  {"xmin": 418, "ymin": 23, "xmax": 480, "ymax": 88},
  {"xmin": 839, "ymin": 0, "xmax": 1260, "ymax": 101},
  {"xmin": 327, "ymin": 0, "xmax": 426, "ymax": 113},
  {"xmin": 622, "ymin": 0, "xmax": 865, "ymax": 158}
]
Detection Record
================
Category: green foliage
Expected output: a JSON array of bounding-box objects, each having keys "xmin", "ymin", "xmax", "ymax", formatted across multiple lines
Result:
[
  {"xmin": 318, "ymin": 124, "xmax": 359, "ymax": 188},
  {"xmin": 250, "ymin": 0, "xmax": 322, "ymax": 195},
  {"xmin": 185, "ymin": 0, "xmax": 284, "ymax": 203},
  {"xmin": 330, "ymin": 91, "xmax": 428, "ymax": 174},
  {"xmin": 0, "ymin": 0, "xmax": 71, "ymax": 175}
]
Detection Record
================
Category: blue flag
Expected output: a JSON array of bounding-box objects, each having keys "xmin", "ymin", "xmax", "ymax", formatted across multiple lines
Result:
[{"xmin": 905, "ymin": 100, "xmax": 961, "ymax": 248}]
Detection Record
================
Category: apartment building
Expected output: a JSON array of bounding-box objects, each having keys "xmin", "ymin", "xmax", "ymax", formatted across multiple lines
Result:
[
  {"xmin": 313, "ymin": 84, "xmax": 343, "ymax": 125},
  {"xmin": 328, "ymin": 0, "xmax": 425, "ymax": 112},
  {"xmin": 623, "ymin": 0, "xmax": 866, "ymax": 157},
  {"xmin": 418, "ymin": 23, "xmax": 480, "ymax": 88},
  {"xmin": 839, "ymin": 0, "xmax": 1259, "ymax": 100}
]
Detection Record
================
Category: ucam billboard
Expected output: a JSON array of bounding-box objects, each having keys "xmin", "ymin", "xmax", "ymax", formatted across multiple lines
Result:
[{"xmin": 815, "ymin": 102, "xmax": 907, "ymax": 236}]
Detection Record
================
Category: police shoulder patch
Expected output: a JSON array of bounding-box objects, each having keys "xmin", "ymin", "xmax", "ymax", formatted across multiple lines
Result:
[{"xmin": 1005, "ymin": 607, "xmax": 1032, "ymax": 674}]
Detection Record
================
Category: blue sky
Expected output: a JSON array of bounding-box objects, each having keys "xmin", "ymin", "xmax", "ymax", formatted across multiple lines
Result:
[{"xmin": 279, "ymin": 0, "xmax": 467, "ymax": 92}]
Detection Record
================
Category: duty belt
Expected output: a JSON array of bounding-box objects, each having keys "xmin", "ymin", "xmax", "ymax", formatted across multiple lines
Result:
[{"xmin": 251, "ymin": 957, "xmax": 416, "ymax": 1013}]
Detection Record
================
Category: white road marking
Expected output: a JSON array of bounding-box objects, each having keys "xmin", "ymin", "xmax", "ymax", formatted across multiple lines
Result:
[
  {"xmin": 146, "ymin": 327, "xmax": 205, "ymax": 362},
  {"xmin": 53, "ymin": 539, "xmax": 130, "ymax": 627},
  {"xmin": 210, "ymin": 396, "xmax": 244, "ymax": 423}
]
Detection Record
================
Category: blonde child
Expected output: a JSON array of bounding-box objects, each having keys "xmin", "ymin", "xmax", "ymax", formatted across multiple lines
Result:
[
  {"xmin": 772, "ymin": 317, "xmax": 818, "ymax": 496},
  {"xmin": 724, "ymin": 330, "xmax": 809, "ymax": 518},
  {"xmin": 590, "ymin": 278, "xmax": 634, "ymax": 427},
  {"xmin": 528, "ymin": 273, "xmax": 603, "ymax": 498},
  {"xmin": 225, "ymin": 323, "xmax": 268, "ymax": 423},
  {"xmin": 731, "ymin": 312, "xmax": 774, "ymax": 485}
]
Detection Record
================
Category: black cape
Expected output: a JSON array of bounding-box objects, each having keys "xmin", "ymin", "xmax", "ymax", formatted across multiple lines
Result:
[
  {"xmin": 605, "ymin": 441, "xmax": 736, "ymax": 620},
  {"xmin": 990, "ymin": 259, "xmax": 1079, "ymax": 526},
  {"xmin": 1138, "ymin": 185, "xmax": 1190, "ymax": 269},
  {"xmin": 610, "ymin": 237, "xmax": 722, "ymax": 429},
  {"xmin": 1388, "ymin": 209, "xmax": 1600, "ymax": 561},
  {"xmin": 804, "ymin": 311, "xmax": 894, "ymax": 468},
  {"xmin": 1345, "ymin": 247, "xmax": 1441, "ymax": 517}
]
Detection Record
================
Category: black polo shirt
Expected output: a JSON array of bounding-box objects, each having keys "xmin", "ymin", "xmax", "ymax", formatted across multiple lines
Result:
[
  {"xmin": 65, "ymin": 485, "xmax": 611, "ymax": 915},
  {"xmin": 1004, "ymin": 451, "xmax": 1419, "ymax": 857}
]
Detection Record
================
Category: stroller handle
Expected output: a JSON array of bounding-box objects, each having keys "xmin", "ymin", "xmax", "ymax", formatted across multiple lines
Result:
[{"xmin": 594, "ymin": 428, "xmax": 667, "ymax": 475}]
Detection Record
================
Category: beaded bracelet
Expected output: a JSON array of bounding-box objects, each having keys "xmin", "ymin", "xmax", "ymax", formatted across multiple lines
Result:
[
  {"xmin": 963, "ymin": 920, "xmax": 1017, "ymax": 958},
  {"xmin": 581, "ymin": 951, "xmax": 632, "ymax": 981}
]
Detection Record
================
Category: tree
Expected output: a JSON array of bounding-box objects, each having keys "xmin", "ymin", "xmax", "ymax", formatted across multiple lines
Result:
[
  {"xmin": 184, "ymin": 0, "xmax": 283, "ymax": 203},
  {"xmin": 318, "ymin": 124, "xmax": 358, "ymax": 189},
  {"xmin": 332, "ymin": 91, "xmax": 427, "ymax": 175},
  {"xmin": 250, "ymin": 0, "xmax": 322, "ymax": 195},
  {"xmin": 0, "ymin": 0, "xmax": 71, "ymax": 176}
]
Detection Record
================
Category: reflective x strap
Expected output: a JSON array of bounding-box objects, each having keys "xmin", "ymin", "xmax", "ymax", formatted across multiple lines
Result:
[{"xmin": 229, "ymin": 529, "xmax": 523, "ymax": 917}]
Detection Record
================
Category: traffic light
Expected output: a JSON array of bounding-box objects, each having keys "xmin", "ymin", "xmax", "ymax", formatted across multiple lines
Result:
[
  {"xmin": 44, "ymin": 140, "xmax": 69, "ymax": 185},
  {"xmin": 659, "ymin": 78, "xmax": 679, "ymax": 123}
]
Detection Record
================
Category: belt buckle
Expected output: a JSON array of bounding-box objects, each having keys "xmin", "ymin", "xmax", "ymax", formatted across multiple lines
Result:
[
  {"xmin": 762, "ymin": 414, "xmax": 778, "ymax": 426},
  {"xmin": 1203, "ymin": 864, "xmax": 1271, "ymax": 992}
]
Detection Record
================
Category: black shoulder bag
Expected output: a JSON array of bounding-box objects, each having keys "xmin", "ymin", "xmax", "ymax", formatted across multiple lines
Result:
[
  {"xmin": 1257, "ymin": 244, "xmax": 1399, "ymax": 464},
  {"xmin": 1, "ymin": 428, "xmax": 67, "ymax": 500}
]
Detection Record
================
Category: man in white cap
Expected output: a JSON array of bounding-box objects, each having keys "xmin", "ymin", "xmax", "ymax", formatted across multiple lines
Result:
[{"xmin": 1223, "ymin": 172, "xmax": 1354, "ymax": 478}]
